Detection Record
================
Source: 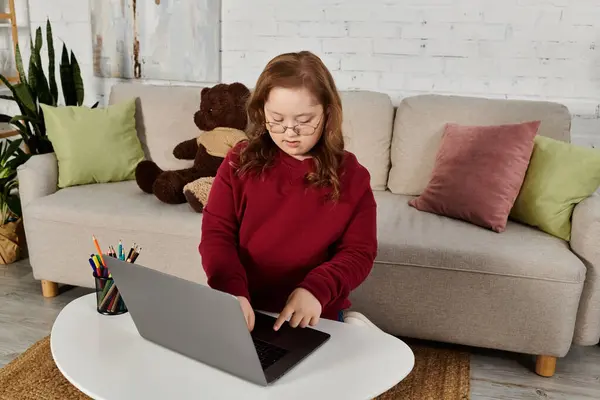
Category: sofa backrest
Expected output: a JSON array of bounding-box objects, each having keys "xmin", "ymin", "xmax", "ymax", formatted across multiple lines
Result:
[
  {"xmin": 109, "ymin": 83, "xmax": 204, "ymax": 171},
  {"xmin": 109, "ymin": 83, "xmax": 395, "ymax": 190},
  {"xmin": 387, "ymin": 94, "xmax": 572, "ymax": 195}
]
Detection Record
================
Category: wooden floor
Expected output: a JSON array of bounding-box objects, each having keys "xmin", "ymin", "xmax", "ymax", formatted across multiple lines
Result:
[{"xmin": 2, "ymin": 260, "xmax": 600, "ymax": 399}]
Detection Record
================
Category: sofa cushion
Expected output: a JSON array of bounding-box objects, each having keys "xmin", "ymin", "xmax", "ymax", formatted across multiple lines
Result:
[
  {"xmin": 25, "ymin": 181, "xmax": 201, "ymax": 238},
  {"xmin": 375, "ymin": 191, "xmax": 585, "ymax": 283},
  {"xmin": 340, "ymin": 91, "xmax": 394, "ymax": 191},
  {"xmin": 511, "ymin": 135, "xmax": 600, "ymax": 241},
  {"xmin": 109, "ymin": 83, "xmax": 204, "ymax": 171},
  {"xmin": 387, "ymin": 94, "xmax": 572, "ymax": 195},
  {"xmin": 42, "ymin": 99, "xmax": 145, "ymax": 188},
  {"xmin": 409, "ymin": 121, "xmax": 539, "ymax": 233}
]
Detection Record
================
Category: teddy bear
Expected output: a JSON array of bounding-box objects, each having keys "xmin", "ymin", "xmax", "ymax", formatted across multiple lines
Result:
[{"xmin": 135, "ymin": 82, "xmax": 250, "ymax": 212}]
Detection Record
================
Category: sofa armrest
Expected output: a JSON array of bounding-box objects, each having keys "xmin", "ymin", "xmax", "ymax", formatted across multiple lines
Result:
[
  {"xmin": 17, "ymin": 153, "xmax": 58, "ymax": 209},
  {"xmin": 570, "ymin": 194, "xmax": 600, "ymax": 345}
]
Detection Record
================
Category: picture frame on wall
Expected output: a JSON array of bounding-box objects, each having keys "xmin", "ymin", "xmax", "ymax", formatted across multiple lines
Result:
[{"xmin": 90, "ymin": 0, "xmax": 220, "ymax": 83}]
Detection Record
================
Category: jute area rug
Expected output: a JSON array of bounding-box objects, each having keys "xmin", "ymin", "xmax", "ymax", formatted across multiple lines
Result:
[{"xmin": 0, "ymin": 336, "xmax": 469, "ymax": 400}]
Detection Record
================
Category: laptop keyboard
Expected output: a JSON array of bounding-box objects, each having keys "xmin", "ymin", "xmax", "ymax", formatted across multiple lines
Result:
[{"xmin": 253, "ymin": 338, "xmax": 288, "ymax": 370}]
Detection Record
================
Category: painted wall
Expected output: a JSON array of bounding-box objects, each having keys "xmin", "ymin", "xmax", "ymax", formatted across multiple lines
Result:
[{"xmin": 20, "ymin": 0, "xmax": 600, "ymax": 145}]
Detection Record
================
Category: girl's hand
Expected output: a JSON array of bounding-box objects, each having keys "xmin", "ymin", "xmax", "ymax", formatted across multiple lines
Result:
[
  {"xmin": 237, "ymin": 296, "xmax": 255, "ymax": 331},
  {"xmin": 274, "ymin": 288, "xmax": 322, "ymax": 331}
]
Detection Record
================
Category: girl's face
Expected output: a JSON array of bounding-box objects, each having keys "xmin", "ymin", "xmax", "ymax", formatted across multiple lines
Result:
[{"xmin": 264, "ymin": 87, "xmax": 324, "ymax": 160}]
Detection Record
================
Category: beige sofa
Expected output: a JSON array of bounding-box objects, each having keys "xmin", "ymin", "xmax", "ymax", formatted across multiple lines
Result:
[{"xmin": 17, "ymin": 83, "xmax": 600, "ymax": 377}]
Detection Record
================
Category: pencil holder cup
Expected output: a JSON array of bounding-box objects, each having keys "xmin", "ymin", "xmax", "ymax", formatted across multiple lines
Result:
[{"xmin": 94, "ymin": 274, "xmax": 128, "ymax": 315}]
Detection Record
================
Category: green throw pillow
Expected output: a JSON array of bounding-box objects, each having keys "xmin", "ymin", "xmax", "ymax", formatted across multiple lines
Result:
[
  {"xmin": 42, "ymin": 99, "xmax": 145, "ymax": 188},
  {"xmin": 510, "ymin": 135, "xmax": 600, "ymax": 241}
]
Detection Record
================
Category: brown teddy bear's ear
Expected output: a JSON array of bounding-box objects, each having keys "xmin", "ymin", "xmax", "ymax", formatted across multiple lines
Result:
[
  {"xmin": 229, "ymin": 82, "xmax": 250, "ymax": 99},
  {"xmin": 201, "ymin": 87, "xmax": 210, "ymax": 97}
]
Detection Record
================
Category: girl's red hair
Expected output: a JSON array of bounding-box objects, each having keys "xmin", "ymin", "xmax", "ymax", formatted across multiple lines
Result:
[{"xmin": 237, "ymin": 51, "xmax": 344, "ymax": 200}]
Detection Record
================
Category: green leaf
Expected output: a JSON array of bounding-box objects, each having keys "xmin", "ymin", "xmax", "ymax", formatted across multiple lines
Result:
[
  {"xmin": 8, "ymin": 119, "xmax": 32, "ymax": 140},
  {"xmin": 27, "ymin": 61, "xmax": 38, "ymax": 104},
  {"xmin": 28, "ymin": 39, "xmax": 36, "ymax": 87},
  {"xmin": 10, "ymin": 114, "xmax": 41, "ymax": 139},
  {"xmin": 30, "ymin": 27, "xmax": 52, "ymax": 106},
  {"xmin": 10, "ymin": 115, "xmax": 39, "ymax": 125},
  {"xmin": 6, "ymin": 149, "xmax": 29, "ymax": 172},
  {"xmin": 33, "ymin": 63, "xmax": 52, "ymax": 106},
  {"xmin": 7, "ymin": 91, "xmax": 36, "ymax": 135},
  {"xmin": 7, "ymin": 147, "xmax": 29, "ymax": 169},
  {"xmin": 14, "ymin": 43, "xmax": 27, "ymax": 85},
  {"xmin": 70, "ymin": 51, "xmax": 84, "ymax": 106},
  {"xmin": 60, "ymin": 43, "xmax": 69, "ymax": 65},
  {"xmin": 0, "ymin": 74, "xmax": 17, "ymax": 97},
  {"xmin": 37, "ymin": 105, "xmax": 46, "ymax": 136},
  {"xmin": 60, "ymin": 44, "xmax": 76, "ymax": 106},
  {"xmin": 2, "ymin": 68, "xmax": 37, "ymax": 120},
  {"xmin": 6, "ymin": 193, "xmax": 21, "ymax": 219},
  {"xmin": 12, "ymin": 84, "xmax": 36, "ymax": 113},
  {"xmin": 1, "ymin": 139, "xmax": 22, "ymax": 165},
  {"xmin": 34, "ymin": 27, "xmax": 43, "ymax": 60},
  {"xmin": 46, "ymin": 19, "xmax": 58, "ymax": 105}
]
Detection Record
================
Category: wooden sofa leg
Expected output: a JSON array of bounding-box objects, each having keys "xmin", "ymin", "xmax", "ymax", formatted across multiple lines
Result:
[
  {"xmin": 535, "ymin": 355, "xmax": 557, "ymax": 377},
  {"xmin": 41, "ymin": 280, "xmax": 59, "ymax": 298}
]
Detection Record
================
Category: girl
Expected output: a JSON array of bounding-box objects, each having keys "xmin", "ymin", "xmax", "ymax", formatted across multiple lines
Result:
[{"xmin": 199, "ymin": 51, "xmax": 378, "ymax": 332}]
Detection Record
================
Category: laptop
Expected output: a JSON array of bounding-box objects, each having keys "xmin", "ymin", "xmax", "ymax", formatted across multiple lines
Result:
[{"xmin": 105, "ymin": 257, "xmax": 331, "ymax": 386}]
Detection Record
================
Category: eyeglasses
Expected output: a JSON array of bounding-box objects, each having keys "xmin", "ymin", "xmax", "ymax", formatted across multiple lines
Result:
[{"xmin": 265, "ymin": 114, "xmax": 323, "ymax": 136}]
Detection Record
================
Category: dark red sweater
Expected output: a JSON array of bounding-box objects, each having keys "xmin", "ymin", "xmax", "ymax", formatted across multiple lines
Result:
[{"xmin": 199, "ymin": 146, "xmax": 377, "ymax": 320}]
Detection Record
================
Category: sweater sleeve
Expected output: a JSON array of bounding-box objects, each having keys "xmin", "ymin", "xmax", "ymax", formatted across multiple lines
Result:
[
  {"xmin": 297, "ymin": 171, "xmax": 377, "ymax": 309},
  {"xmin": 199, "ymin": 151, "xmax": 250, "ymax": 300}
]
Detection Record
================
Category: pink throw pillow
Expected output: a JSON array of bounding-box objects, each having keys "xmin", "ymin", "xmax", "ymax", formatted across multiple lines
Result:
[{"xmin": 409, "ymin": 121, "xmax": 541, "ymax": 233}]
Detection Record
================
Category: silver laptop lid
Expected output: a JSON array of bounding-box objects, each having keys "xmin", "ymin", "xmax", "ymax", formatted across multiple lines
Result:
[{"xmin": 105, "ymin": 257, "xmax": 267, "ymax": 386}]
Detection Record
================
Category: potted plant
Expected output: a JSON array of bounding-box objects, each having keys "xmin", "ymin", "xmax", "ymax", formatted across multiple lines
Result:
[
  {"xmin": 0, "ymin": 19, "xmax": 97, "ymax": 155},
  {"xmin": 0, "ymin": 137, "xmax": 29, "ymax": 264}
]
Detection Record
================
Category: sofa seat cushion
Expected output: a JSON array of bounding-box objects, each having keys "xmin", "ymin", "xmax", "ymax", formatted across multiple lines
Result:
[
  {"xmin": 26, "ymin": 181, "xmax": 201, "ymax": 238},
  {"xmin": 375, "ymin": 191, "xmax": 586, "ymax": 284}
]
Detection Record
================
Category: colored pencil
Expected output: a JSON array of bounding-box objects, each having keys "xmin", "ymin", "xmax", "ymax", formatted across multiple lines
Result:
[
  {"xmin": 92, "ymin": 235, "xmax": 106, "ymax": 267},
  {"xmin": 131, "ymin": 247, "xmax": 141, "ymax": 263},
  {"xmin": 126, "ymin": 243, "xmax": 135, "ymax": 261},
  {"xmin": 88, "ymin": 258, "xmax": 97, "ymax": 275},
  {"xmin": 91, "ymin": 254, "xmax": 101, "ymax": 274},
  {"xmin": 100, "ymin": 279, "xmax": 113, "ymax": 299},
  {"xmin": 110, "ymin": 293, "xmax": 121, "ymax": 313},
  {"xmin": 100, "ymin": 284, "xmax": 117, "ymax": 309}
]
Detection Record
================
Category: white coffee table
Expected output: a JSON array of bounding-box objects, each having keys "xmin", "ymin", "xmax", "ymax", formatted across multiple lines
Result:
[{"xmin": 51, "ymin": 294, "xmax": 414, "ymax": 400}]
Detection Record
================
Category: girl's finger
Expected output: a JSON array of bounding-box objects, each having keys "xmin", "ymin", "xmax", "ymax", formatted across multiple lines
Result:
[
  {"xmin": 289, "ymin": 311, "xmax": 304, "ymax": 328},
  {"xmin": 274, "ymin": 304, "xmax": 294, "ymax": 331},
  {"xmin": 248, "ymin": 310, "xmax": 255, "ymax": 332},
  {"xmin": 309, "ymin": 316, "xmax": 320, "ymax": 327},
  {"xmin": 299, "ymin": 316, "xmax": 311, "ymax": 328}
]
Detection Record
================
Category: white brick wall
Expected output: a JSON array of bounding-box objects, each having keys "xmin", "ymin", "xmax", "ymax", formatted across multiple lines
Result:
[
  {"xmin": 18, "ymin": 0, "xmax": 600, "ymax": 145},
  {"xmin": 220, "ymin": 0, "xmax": 600, "ymax": 145}
]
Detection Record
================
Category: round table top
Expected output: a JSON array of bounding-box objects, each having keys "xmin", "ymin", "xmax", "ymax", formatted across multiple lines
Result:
[{"xmin": 51, "ymin": 294, "xmax": 414, "ymax": 400}]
